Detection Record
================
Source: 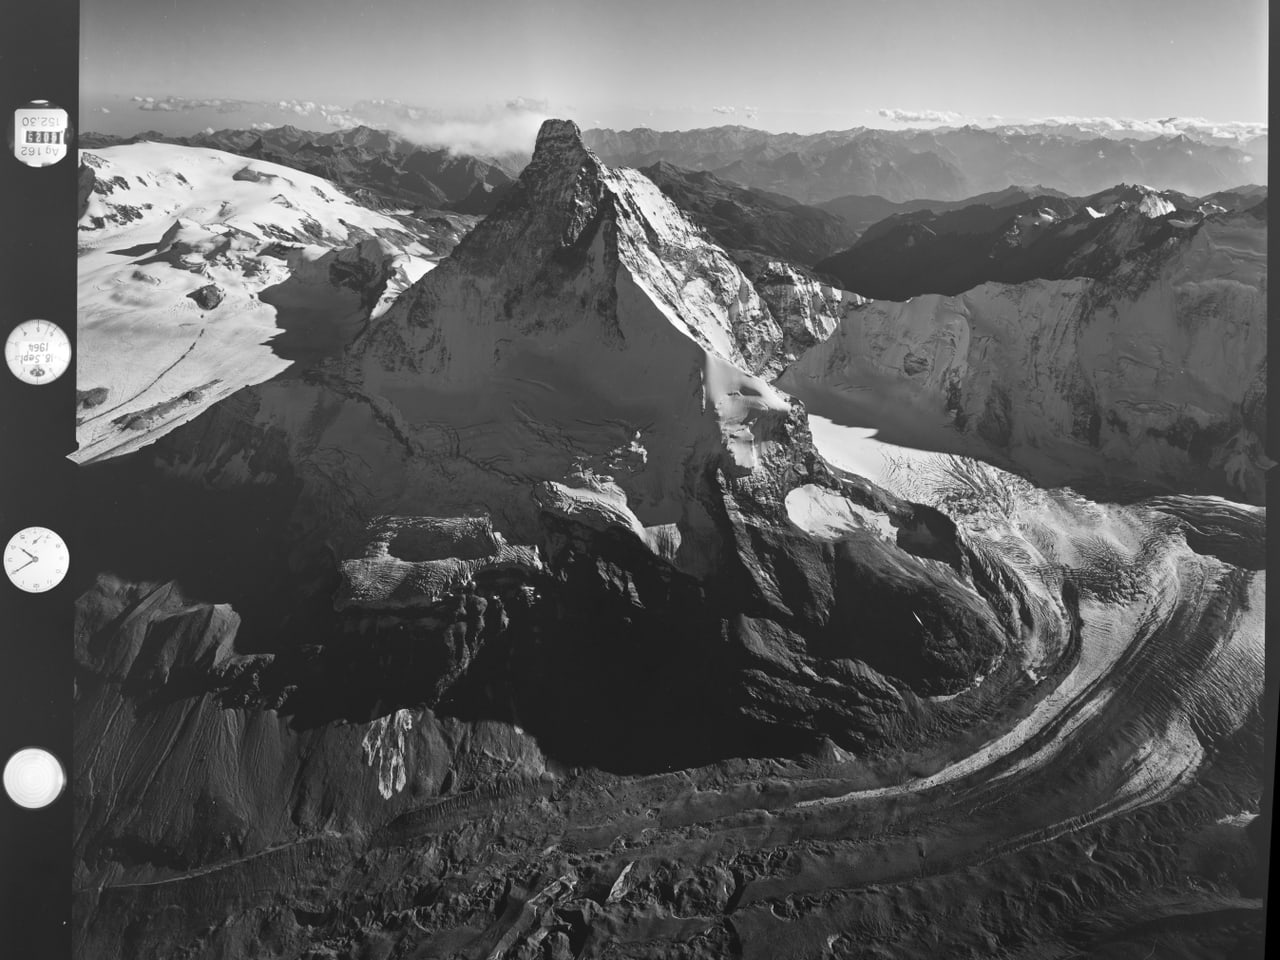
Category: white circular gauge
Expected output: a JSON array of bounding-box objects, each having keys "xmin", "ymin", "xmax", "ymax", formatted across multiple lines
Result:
[
  {"xmin": 6, "ymin": 320, "xmax": 71, "ymax": 385},
  {"xmin": 12, "ymin": 101, "xmax": 70, "ymax": 168},
  {"xmin": 3, "ymin": 527, "xmax": 69, "ymax": 593},
  {"xmin": 3, "ymin": 748, "xmax": 66, "ymax": 809}
]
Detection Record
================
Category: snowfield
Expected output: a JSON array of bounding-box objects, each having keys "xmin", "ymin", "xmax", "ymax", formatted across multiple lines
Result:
[{"xmin": 76, "ymin": 143, "xmax": 439, "ymax": 463}]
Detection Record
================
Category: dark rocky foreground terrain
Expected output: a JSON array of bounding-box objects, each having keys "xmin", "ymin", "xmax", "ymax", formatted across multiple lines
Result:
[{"xmin": 72, "ymin": 121, "xmax": 1268, "ymax": 959}]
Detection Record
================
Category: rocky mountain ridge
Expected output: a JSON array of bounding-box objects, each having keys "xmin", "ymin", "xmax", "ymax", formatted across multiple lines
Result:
[
  {"xmin": 638, "ymin": 161, "xmax": 856, "ymax": 265},
  {"xmin": 816, "ymin": 182, "xmax": 1267, "ymax": 297}
]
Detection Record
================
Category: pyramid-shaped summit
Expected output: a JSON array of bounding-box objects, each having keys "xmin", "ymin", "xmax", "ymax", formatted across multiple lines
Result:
[
  {"xmin": 431, "ymin": 117, "xmax": 612, "ymax": 275},
  {"xmin": 360, "ymin": 117, "xmax": 786, "ymax": 384},
  {"xmin": 532, "ymin": 117, "xmax": 588, "ymax": 154},
  {"xmin": 344, "ymin": 117, "xmax": 796, "ymax": 546}
]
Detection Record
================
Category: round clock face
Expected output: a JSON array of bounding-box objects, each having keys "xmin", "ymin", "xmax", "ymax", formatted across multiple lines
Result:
[
  {"xmin": 5, "ymin": 320, "xmax": 71, "ymax": 385},
  {"xmin": 3, "ymin": 527, "xmax": 69, "ymax": 593}
]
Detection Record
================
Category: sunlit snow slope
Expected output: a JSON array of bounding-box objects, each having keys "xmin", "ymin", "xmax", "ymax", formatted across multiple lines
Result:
[{"xmin": 75, "ymin": 143, "xmax": 441, "ymax": 463}]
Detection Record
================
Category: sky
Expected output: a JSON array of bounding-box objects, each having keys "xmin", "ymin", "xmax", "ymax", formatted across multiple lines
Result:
[{"xmin": 81, "ymin": 0, "xmax": 1268, "ymax": 147}]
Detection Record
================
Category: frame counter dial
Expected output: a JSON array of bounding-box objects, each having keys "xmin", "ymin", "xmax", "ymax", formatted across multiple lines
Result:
[{"xmin": 12, "ymin": 102, "xmax": 70, "ymax": 167}]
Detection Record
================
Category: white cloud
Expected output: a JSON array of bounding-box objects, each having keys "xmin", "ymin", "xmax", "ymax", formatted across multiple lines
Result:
[
  {"xmin": 506, "ymin": 96, "xmax": 549, "ymax": 114},
  {"xmin": 135, "ymin": 95, "xmax": 254, "ymax": 113},
  {"xmin": 99, "ymin": 107, "xmax": 110, "ymax": 114},
  {"xmin": 710, "ymin": 105, "xmax": 736, "ymax": 116},
  {"xmin": 877, "ymin": 108, "xmax": 965, "ymax": 125},
  {"xmin": 122, "ymin": 92, "xmax": 577, "ymax": 155},
  {"xmin": 868, "ymin": 109, "xmax": 1267, "ymax": 144},
  {"xmin": 1022, "ymin": 115, "xmax": 1267, "ymax": 143},
  {"xmin": 343, "ymin": 97, "xmax": 551, "ymax": 153}
]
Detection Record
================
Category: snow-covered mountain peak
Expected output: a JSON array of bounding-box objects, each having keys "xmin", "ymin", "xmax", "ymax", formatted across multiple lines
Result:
[
  {"xmin": 343, "ymin": 120, "xmax": 796, "ymax": 553},
  {"xmin": 367, "ymin": 118, "xmax": 784, "ymax": 382}
]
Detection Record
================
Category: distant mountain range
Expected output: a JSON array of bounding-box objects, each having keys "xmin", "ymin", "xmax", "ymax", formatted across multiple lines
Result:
[
  {"xmin": 83, "ymin": 120, "xmax": 1267, "ymax": 224},
  {"xmin": 814, "ymin": 185, "xmax": 1070, "ymax": 237},
  {"xmin": 80, "ymin": 124, "xmax": 519, "ymax": 214},
  {"xmin": 80, "ymin": 124, "xmax": 1268, "ymax": 299},
  {"xmin": 815, "ymin": 183, "xmax": 1267, "ymax": 299},
  {"xmin": 638, "ymin": 161, "xmax": 856, "ymax": 268},
  {"xmin": 582, "ymin": 124, "xmax": 1264, "ymax": 203}
]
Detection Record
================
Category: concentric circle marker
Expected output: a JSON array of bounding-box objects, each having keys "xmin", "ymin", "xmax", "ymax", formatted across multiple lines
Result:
[{"xmin": 3, "ymin": 748, "xmax": 66, "ymax": 809}]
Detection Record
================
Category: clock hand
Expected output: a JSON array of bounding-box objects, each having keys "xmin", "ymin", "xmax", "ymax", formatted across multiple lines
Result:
[
  {"xmin": 10, "ymin": 557, "xmax": 37, "ymax": 574},
  {"xmin": 20, "ymin": 547, "xmax": 37, "ymax": 561}
]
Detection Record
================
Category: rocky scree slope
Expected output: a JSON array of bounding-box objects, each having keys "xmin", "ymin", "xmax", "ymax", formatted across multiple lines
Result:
[{"xmin": 72, "ymin": 121, "xmax": 1266, "ymax": 959}]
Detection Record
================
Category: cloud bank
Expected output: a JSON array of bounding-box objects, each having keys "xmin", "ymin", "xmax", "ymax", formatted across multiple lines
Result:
[
  {"xmin": 346, "ymin": 98, "xmax": 550, "ymax": 154},
  {"xmin": 126, "ymin": 94, "xmax": 553, "ymax": 155},
  {"xmin": 876, "ymin": 106, "xmax": 1266, "ymax": 144},
  {"xmin": 711, "ymin": 104, "xmax": 759, "ymax": 123},
  {"xmin": 1021, "ymin": 115, "xmax": 1267, "ymax": 142},
  {"xmin": 878, "ymin": 108, "xmax": 965, "ymax": 124}
]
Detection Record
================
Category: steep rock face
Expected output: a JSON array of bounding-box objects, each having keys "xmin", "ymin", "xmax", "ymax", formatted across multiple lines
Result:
[
  {"xmin": 780, "ymin": 210, "xmax": 1269, "ymax": 504},
  {"xmin": 749, "ymin": 260, "xmax": 867, "ymax": 362},
  {"xmin": 349, "ymin": 118, "xmax": 792, "ymax": 546},
  {"xmin": 638, "ymin": 161, "xmax": 855, "ymax": 265},
  {"xmin": 377, "ymin": 119, "xmax": 785, "ymax": 375}
]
